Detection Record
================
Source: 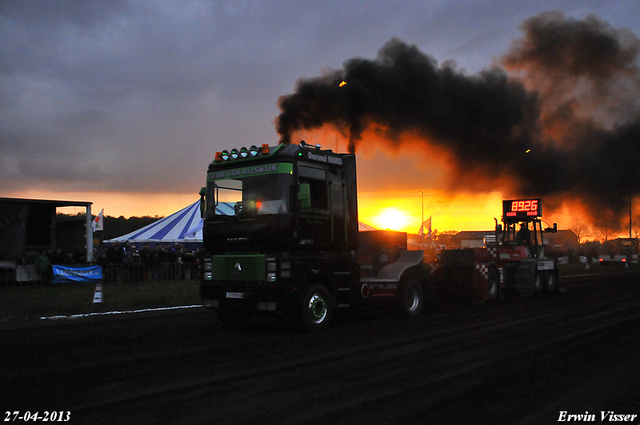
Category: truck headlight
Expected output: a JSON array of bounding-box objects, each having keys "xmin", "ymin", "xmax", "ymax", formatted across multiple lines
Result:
[{"xmin": 266, "ymin": 257, "xmax": 277, "ymax": 274}]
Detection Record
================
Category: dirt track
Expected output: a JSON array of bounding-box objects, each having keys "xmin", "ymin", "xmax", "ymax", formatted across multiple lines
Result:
[{"xmin": 2, "ymin": 273, "xmax": 640, "ymax": 425}]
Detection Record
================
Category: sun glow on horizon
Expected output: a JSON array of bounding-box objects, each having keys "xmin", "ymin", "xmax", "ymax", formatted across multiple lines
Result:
[
  {"xmin": 369, "ymin": 207, "xmax": 411, "ymax": 232},
  {"xmin": 358, "ymin": 190, "xmax": 506, "ymax": 234}
]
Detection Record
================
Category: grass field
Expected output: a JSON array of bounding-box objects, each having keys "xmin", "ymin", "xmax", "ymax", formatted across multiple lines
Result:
[
  {"xmin": 0, "ymin": 280, "xmax": 201, "ymax": 322},
  {"xmin": 1, "ymin": 263, "xmax": 637, "ymax": 323}
]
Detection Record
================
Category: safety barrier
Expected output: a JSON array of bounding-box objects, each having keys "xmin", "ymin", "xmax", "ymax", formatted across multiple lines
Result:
[
  {"xmin": 0, "ymin": 263, "xmax": 199, "ymax": 287},
  {"xmin": 100, "ymin": 263, "xmax": 198, "ymax": 283},
  {"xmin": 0, "ymin": 264, "xmax": 44, "ymax": 288}
]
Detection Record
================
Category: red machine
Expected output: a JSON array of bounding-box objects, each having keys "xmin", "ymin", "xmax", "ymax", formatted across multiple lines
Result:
[{"xmin": 431, "ymin": 198, "xmax": 559, "ymax": 303}]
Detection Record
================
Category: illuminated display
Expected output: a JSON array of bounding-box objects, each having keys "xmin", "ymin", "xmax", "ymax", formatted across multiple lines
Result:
[{"xmin": 502, "ymin": 198, "xmax": 542, "ymax": 219}]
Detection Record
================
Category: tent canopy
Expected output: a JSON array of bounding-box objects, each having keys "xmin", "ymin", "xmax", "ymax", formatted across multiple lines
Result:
[
  {"xmin": 105, "ymin": 201, "xmax": 206, "ymax": 244},
  {"xmin": 105, "ymin": 200, "xmax": 377, "ymax": 244}
]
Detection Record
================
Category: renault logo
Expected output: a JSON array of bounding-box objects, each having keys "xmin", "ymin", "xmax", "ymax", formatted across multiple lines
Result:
[{"xmin": 234, "ymin": 262, "xmax": 242, "ymax": 278}]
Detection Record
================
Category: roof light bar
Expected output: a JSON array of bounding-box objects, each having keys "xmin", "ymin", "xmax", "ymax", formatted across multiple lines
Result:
[{"xmin": 214, "ymin": 144, "xmax": 273, "ymax": 162}]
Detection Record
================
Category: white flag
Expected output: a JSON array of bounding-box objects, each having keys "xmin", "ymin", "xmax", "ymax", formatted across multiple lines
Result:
[
  {"xmin": 92, "ymin": 209, "xmax": 104, "ymax": 232},
  {"xmin": 419, "ymin": 216, "xmax": 431, "ymax": 238}
]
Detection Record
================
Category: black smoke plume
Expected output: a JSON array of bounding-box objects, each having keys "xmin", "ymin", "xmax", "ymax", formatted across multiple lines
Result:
[{"xmin": 276, "ymin": 12, "xmax": 640, "ymax": 229}]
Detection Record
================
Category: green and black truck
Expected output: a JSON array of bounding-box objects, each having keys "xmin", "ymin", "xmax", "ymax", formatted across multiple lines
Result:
[{"xmin": 199, "ymin": 141, "xmax": 427, "ymax": 331}]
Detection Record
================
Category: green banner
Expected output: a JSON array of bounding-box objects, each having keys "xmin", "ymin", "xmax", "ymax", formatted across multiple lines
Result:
[{"xmin": 207, "ymin": 162, "xmax": 293, "ymax": 182}]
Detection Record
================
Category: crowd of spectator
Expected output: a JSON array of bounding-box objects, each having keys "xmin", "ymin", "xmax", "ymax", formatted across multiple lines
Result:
[
  {"xmin": 33, "ymin": 246, "xmax": 89, "ymax": 285},
  {"xmin": 35, "ymin": 247, "xmax": 87, "ymax": 267},
  {"xmin": 25, "ymin": 242, "xmax": 202, "ymax": 285},
  {"xmin": 97, "ymin": 241, "xmax": 203, "ymax": 283}
]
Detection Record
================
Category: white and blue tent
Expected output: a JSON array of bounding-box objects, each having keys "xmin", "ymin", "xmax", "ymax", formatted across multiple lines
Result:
[
  {"xmin": 104, "ymin": 201, "xmax": 204, "ymax": 244},
  {"xmin": 105, "ymin": 201, "xmax": 231, "ymax": 244}
]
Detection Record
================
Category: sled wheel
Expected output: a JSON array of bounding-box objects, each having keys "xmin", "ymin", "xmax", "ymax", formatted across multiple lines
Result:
[
  {"xmin": 398, "ymin": 279, "xmax": 424, "ymax": 317},
  {"xmin": 533, "ymin": 272, "xmax": 543, "ymax": 294},
  {"xmin": 488, "ymin": 267, "xmax": 499, "ymax": 301},
  {"xmin": 545, "ymin": 269, "xmax": 558, "ymax": 292}
]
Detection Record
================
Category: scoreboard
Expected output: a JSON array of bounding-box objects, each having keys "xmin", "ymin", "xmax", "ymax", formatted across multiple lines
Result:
[{"xmin": 502, "ymin": 198, "xmax": 542, "ymax": 220}]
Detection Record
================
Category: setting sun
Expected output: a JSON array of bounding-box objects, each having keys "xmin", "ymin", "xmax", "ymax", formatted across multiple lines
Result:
[
  {"xmin": 369, "ymin": 207, "xmax": 411, "ymax": 232},
  {"xmin": 358, "ymin": 190, "xmax": 508, "ymax": 235}
]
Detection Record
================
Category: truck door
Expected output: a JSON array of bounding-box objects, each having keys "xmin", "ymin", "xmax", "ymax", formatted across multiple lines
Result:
[{"xmin": 298, "ymin": 164, "xmax": 331, "ymax": 246}]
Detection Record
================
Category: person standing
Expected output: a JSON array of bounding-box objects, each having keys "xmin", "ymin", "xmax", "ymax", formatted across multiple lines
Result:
[
  {"xmin": 35, "ymin": 250, "xmax": 51, "ymax": 285},
  {"xmin": 138, "ymin": 244, "xmax": 151, "ymax": 281}
]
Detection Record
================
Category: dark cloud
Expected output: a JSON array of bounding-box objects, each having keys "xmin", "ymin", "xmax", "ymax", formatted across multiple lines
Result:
[
  {"xmin": 1, "ymin": 1, "xmax": 639, "ymax": 223},
  {"xmin": 0, "ymin": 0, "xmax": 278, "ymax": 193},
  {"xmin": 278, "ymin": 38, "xmax": 541, "ymax": 157},
  {"xmin": 0, "ymin": 0, "xmax": 133, "ymax": 77},
  {"xmin": 0, "ymin": 0, "xmax": 131, "ymax": 29},
  {"xmin": 276, "ymin": 13, "xmax": 640, "ymax": 228},
  {"xmin": 504, "ymin": 11, "xmax": 640, "ymax": 224},
  {"xmin": 504, "ymin": 11, "xmax": 640, "ymax": 81},
  {"xmin": 504, "ymin": 11, "xmax": 640, "ymax": 128}
]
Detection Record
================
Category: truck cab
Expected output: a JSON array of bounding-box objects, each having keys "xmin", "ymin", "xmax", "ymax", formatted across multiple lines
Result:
[{"xmin": 199, "ymin": 141, "xmax": 426, "ymax": 331}]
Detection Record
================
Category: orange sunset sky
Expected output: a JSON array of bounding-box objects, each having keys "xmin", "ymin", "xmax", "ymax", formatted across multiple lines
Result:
[
  {"xmin": 10, "ymin": 187, "xmax": 508, "ymax": 235},
  {"xmin": 6, "ymin": 134, "xmax": 594, "ymax": 237}
]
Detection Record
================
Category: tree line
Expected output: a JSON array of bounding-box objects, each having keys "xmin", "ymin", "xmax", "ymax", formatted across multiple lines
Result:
[
  {"xmin": 57, "ymin": 213, "xmax": 162, "ymax": 240},
  {"xmin": 99, "ymin": 215, "xmax": 163, "ymax": 240}
]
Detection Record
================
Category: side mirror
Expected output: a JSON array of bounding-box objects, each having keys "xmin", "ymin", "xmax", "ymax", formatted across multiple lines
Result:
[
  {"xmin": 496, "ymin": 224, "xmax": 503, "ymax": 233},
  {"xmin": 199, "ymin": 187, "xmax": 206, "ymax": 218},
  {"xmin": 298, "ymin": 183, "xmax": 311, "ymax": 209}
]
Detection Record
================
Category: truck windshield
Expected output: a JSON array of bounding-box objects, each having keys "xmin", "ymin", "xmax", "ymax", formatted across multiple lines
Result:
[{"xmin": 207, "ymin": 172, "xmax": 292, "ymax": 219}]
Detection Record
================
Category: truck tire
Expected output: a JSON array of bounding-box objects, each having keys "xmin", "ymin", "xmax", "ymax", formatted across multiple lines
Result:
[
  {"xmin": 301, "ymin": 284, "xmax": 333, "ymax": 332},
  {"xmin": 488, "ymin": 267, "xmax": 499, "ymax": 301},
  {"xmin": 398, "ymin": 279, "xmax": 424, "ymax": 318},
  {"xmin": 545, "ymin": 269, "xmax": 558, "ymax": 292}
]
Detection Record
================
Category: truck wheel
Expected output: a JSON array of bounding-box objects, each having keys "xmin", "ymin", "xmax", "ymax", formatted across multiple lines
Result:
[
  {"xmin": 545, "ymin": 269, "xmax": 558, "ymax": 292},
  {"xmin": 488, "ymin": 267, "xmax": 499, "ymax": 301},
  {"xmin": 398, "ymin": 279, "xmax": 424, "ymax": 317},
  {"xmin": 302, "ymin": 284, "xmax": 333, "ymax": 332}
]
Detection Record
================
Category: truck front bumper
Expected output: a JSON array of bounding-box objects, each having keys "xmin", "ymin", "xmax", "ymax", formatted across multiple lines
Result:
[{"xmin": 200, "ymin": 281, "xmax": 295, "ymax": 314}]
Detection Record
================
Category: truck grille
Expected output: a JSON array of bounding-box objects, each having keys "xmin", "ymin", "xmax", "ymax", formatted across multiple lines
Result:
[{"xmin": 211, "ymin": 255, "xmax": 266, "ymax": 281}]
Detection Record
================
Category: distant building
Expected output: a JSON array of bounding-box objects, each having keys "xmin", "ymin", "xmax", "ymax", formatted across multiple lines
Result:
[
  {"xmin": 450, "ymin": 231, "xmax": 496, "ymax": 248},
  {"xmin": 0, "ymin": 197, "xmax": 94, "ymax": 286},
  {"xmin": 545, "ymin": 230, "xmax": 579, "ymax": 249},
  {"xmin": 0, "ymin": 197, "xmax": 93, "ymax": 262},
  {"xmin": 602, "ymin": 238, "xmax": 639, "ymax": 255}
]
